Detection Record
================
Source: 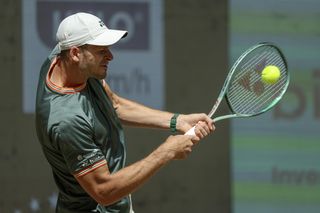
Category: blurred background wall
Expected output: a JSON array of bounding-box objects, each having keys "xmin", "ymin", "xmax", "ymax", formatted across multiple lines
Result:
[{"xmin": 1, "ymin": 0, "xmax": 230, "ymax": 212}]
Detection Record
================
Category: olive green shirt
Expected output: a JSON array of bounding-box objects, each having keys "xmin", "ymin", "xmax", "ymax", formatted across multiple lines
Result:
[{"xmin": 35, "ymin": 47, "xmax": 130, "ymax": 213}]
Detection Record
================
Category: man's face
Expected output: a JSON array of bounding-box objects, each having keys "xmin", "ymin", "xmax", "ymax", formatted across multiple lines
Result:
[{"xmin": 78, "ymin": 45, "xmax": 113, "ymax": 80}]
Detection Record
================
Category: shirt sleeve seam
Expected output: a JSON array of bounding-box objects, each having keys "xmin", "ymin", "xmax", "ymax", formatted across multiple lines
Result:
[{"xmin": 74, "ymin": 159, "xmax": 107, "ymax": 178}]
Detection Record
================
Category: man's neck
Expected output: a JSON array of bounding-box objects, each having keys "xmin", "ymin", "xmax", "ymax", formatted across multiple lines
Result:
[{"xmin": 50, "ymin": 59, "xmax": 87, "ymax": 88}]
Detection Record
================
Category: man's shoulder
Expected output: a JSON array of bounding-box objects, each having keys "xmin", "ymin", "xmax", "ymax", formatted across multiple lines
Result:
[{"xmin": 49, "ymin": 94, "xmax": 93, "ymax": 125}]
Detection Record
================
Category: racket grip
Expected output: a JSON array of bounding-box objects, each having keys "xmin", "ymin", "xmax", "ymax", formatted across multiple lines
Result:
[{"xmin": 184, "ymin": 126, "xmax": 196, "ymax": 136}]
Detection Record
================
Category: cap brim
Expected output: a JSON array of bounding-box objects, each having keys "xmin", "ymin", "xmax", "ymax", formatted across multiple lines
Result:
[
  {"xmin": 86, "ymin": 29, "xmax": 128, "ymax": 46},
  {"xmin": 53, "ymin": 43, "xmax": 62, "ymax": 54}
]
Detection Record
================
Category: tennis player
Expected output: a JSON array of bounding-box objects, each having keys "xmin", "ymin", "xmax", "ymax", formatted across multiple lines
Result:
[{"xmin": 35, "ymin": 12, "xmax": 214, "ymax": 213}]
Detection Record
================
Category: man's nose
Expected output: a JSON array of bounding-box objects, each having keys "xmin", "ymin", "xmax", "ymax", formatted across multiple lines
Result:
[{"xmin": 106, "ymin": 49, "xmax": 113, "ymax": 61}]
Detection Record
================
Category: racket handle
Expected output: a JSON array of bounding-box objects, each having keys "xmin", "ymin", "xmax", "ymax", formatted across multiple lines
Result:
[{"xmin": 184, "ymin": 126, "xmax": 196, "ymax": 136}]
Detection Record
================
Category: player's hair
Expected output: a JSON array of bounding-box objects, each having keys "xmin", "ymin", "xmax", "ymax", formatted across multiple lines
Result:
[{"xmin": 57, "ymin": 45, "xmax": 88, "ymax": 61}]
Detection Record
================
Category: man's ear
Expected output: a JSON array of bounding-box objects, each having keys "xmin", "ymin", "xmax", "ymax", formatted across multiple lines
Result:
[{"xmin": 69, "ymin": 46, "xmax": 81, "ymax": 62}]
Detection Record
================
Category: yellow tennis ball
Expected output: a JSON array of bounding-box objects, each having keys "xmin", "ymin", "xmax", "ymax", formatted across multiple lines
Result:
[{"xmin": 261, "ymin": 65, "xmax": 281, "ymax": 84}]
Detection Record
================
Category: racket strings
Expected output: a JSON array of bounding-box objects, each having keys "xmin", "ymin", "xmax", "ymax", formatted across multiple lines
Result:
[
  {"xmin": 232, "ymin": 78, "xmax": 283, "ymax": 114},
  {"xmin": 229, "ymin": 55, "xmax": 286, "ymax": 108},
  {"xmin": 229, "ymin": 50, "xmax": 277, "ymax": 99},
  {"xmin": 230, "ymin": 70, "xmax": 287, "ymax": 114},
  {"xmin": 227, "ymin": 47, "xmax": 288, "ymax": 115},
  {"xmin": 230, "ymin": 76, "xmax": 285, "ymax": 112},
  {"xmin": 244, "ymin": 81, "xmax": 286, "ymax": 114},
  {"xmin": 231, "ymin": 46, "xmax": 279, "ymax": 87},
  {"xmin": 232, "ymin": 77, "xmax": 286, "ymax": 114},
  {"xmin": 231, "ymin": 50, "xmax": 272, "ymax": 84},
  {"xmin": 230, "ymin": 68, "xmax": 287, "ymax": 114}
]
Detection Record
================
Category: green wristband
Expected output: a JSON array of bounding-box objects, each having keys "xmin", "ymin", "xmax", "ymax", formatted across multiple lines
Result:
[{"xmin": 170, "ymin": 113, "xmax": 179, "ymax": 132}]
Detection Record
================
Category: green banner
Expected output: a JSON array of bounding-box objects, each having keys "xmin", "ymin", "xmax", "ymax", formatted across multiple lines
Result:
[{"xmin": 230, "ymin": 0, "xmax": 320, "ymax": 212}]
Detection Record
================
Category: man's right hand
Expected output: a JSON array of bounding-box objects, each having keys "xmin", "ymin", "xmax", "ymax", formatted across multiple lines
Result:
[{"xmin": 157, "ymin": 135, "xmax": 197, "ymax": 160}]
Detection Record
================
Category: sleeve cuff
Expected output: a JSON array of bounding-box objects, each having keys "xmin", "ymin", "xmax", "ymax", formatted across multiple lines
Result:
[{"xmin": 74, "ymin": 159, "xmax": 107, "ymax": 178}]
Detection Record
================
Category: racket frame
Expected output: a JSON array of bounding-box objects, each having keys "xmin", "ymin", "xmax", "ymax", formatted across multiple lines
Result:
[
  {"xmin": 209, "ymin": 42, "xmax": 289, "ymax": 122},
  {"xmin": 185, "ymin": 42, "xmax": 289, "ymax": 135}
]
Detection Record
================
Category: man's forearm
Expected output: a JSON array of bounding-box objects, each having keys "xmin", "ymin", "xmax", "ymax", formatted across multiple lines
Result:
[
  {"xmin": 103, "ymin": 80, "xmax": 175, "ymax": 129},
  {"xmin": 94, "ymin": 144, "xmax": 174, "ymax": 205},
  {"xmin": 116, "ymin": 96, "xmax": 174, "ymax": 129}
]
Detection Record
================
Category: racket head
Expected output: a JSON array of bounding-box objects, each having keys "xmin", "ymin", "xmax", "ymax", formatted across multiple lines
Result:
[{"xmin": 225, "ymin": 42, "xmax": 289, "ymax": 117}]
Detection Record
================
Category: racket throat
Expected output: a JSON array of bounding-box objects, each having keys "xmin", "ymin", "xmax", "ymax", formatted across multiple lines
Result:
[
  {"xmin": 208, "ymin": 97, "xmax": 223, "ymax": 118},
  {"xmin": 213, "ymin": 114, "xmax": 248, "ymax": 122}
]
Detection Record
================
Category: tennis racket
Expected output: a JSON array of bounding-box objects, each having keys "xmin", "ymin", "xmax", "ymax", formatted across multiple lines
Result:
[{"xmin": 186, "ymin": 42, "xmax": 289, "ymax": 135}]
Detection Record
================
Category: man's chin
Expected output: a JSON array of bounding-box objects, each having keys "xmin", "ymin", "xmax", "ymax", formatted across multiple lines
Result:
[
  {"xmin": 98, "ymin": 73, "xmax": 107, "ymax": 80},
  {"xmin": 92, "ymin": 73, "xmax": 106, "ymax": 80},
  {"xmin": 96, "ymin": 70, "xmax": 107, "ymax": 80}
]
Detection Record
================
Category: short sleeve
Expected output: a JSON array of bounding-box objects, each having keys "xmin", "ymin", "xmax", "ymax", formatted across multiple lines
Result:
[{"xmin": 51, "ymin": 115, "xmax": 107, "ymax": 177}]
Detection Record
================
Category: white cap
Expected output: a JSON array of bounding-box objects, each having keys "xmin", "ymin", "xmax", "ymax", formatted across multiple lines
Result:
[{"xmin": 56, "ymin": 12, "xmax": 127, "ymax": 51}]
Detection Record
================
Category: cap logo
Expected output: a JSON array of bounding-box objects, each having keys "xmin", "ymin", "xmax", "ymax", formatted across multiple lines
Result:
[{"xmin": 99, "ymin": 20, "xmax": 106, "ymax": 27}]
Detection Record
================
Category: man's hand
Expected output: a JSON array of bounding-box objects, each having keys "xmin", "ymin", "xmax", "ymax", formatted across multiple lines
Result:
[
  {"xmin": 176, "ymin": 113, "xmax": 215, "ymax": 140},
  {"xmin": 156, "ymin": 135, "xmax": 197, "ymax": 160}
]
